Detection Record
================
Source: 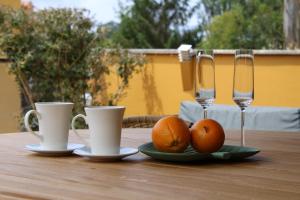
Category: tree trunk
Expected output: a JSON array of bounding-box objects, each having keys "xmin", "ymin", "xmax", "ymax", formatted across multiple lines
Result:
[{"xmin": 284, "ymin": 0, "xmax": 300, "ymax": 49}]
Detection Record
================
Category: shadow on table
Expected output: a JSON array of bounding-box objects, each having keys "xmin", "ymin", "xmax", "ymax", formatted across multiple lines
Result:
[
  {"xmin": 27, "ymin": 153, "xmax": 78, "ymax": 158},
  {"xmin": 141, "ymin": 155, "xmax": 270, "ymax": 166}
]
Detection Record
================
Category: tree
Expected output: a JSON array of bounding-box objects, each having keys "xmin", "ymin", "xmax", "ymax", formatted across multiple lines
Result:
[
  {"xmin": 199, "ymin": 0, "xmax": 284, "ymax": 49},
  {"xmin": 0, "ymin": 7, "xmax": 144, "ymax": 118},
  {"xmin": 113, "ymin": 0, "xmax": 202, "ymax": 48},
  {"xmin": 200, "ymin": 0, "xmax": 233, "ymax": 21},
  {"xmin": 284, "ymin": 0, "xmax": 300, "ymax": 49}
]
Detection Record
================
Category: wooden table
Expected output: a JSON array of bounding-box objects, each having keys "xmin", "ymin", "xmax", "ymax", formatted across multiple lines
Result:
[{"xmin": 0, "ymin": 129, "xmax": 299, "ymax": 200}]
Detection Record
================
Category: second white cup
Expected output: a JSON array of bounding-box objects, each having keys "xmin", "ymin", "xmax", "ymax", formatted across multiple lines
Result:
[{"xmin": 71, "ymin": 106, "xmax": 125, "ymax": 155}]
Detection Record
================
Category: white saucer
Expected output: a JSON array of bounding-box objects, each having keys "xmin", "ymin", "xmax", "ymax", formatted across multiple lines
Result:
[
  {"xmin": 25, "ymin": 143, "xmax": 84, "ymax": 156},
  {"xmin": 74, "ymin": 147, "xmax": 139, "ymax": 161}
]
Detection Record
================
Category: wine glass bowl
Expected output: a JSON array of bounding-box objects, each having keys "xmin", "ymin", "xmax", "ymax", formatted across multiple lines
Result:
[
  {"xmin": 233, "ymin": 49, "xmax": 254, "ymax": 146},
  {"xmin": 195, "ymin": 50, "xmax": 216, "ymax": 119}
]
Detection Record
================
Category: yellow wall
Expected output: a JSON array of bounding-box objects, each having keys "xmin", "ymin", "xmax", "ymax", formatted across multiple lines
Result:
[
  {"xmin": 214, "ymin": 55, "xmax": 300, "ymax": 107},
  {"xmin": 118, "ymin": 55, "xmax": 193, "ymax": 116},
  {"xmin": 0, "ymin": 0, "xmax": 20, "ymax": 7},
  {"xmin": 0, "ymin": 53, "xmax": 300, "ymax": 132},
  {"xmin": 118, "ymin": 54, "xmax": 300, "ymax": 117},
  {"xmin": 0, "ymin": 0, "xmax": 20, "ymax": 133},
  {"xmin": 0, "ymin": 62, "xmax": 20, "ymax": 132}
]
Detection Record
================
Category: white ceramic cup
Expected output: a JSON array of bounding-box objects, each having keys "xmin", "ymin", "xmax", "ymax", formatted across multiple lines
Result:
[
  {"xmin": 24, "ymin": 102, "xmax": 74, "ymax": 150},
  {"xmin": 71, "ymin": 106, "xmax": 125, "ymax": 155}
]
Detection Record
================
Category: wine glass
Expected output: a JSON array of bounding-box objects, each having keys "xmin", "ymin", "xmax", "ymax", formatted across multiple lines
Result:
[
  {"xmin": 194, "ymin": 50, "xmax": 216, "ymax": 119},
  {"xmin": 233, "ymin": 49, "xmax": 254, "ymax": 147}
]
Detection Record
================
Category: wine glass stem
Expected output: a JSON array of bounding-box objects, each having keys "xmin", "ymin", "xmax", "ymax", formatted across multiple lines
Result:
[
  {"xmin": 203, "ymin": 108, "xmax": 207, "ymax": 119},
  {"xmin": 241, "ymin": 109, "xmax": 245, "ymax": 147}
]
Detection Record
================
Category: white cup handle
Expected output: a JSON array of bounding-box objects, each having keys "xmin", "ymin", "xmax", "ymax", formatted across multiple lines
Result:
[
  {"xmin": 71, "ymin": 114, "xmax": 90, "ymax": 147},
  {"xmin": 24, "ymin": 110, "xmax": 42, "ymax": 140}
]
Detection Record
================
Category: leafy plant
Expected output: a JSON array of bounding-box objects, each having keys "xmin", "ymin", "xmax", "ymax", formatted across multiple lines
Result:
[
  {"xmin": 112, "ymin": 0, "xmax": 202, "ymax": 48},
  {"xmin": 199, "ymin": 0, "xmax": 284, "ymax": 49},
  {"xmin": 0, "ymin": 7, "xmax": 144, "ymax": 122}
]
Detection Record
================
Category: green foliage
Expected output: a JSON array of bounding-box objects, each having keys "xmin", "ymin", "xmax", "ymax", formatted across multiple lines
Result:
[
  {"xmin": 0, "ymin": 7, "xmax": 144, "ymax": 117},
  {"xmin": 200, "ymin": 0, "xmax": 233, "ymax": 20},
  {"xmin": 113, "ymin": 0, "xmax": 202, "ymax": 48},
  {"xmin": 199, "ymin": 0, "xmax": 284, "ymax": 49},
  {"xmin": 111, "ymin": 0, "xmax": 283, "ymax": 49}
]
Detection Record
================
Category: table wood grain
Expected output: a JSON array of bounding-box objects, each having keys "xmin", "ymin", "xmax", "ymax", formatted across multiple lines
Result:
[{"xmin": 0, "ymin": 129, "xmax": 299, "ymax": 200}]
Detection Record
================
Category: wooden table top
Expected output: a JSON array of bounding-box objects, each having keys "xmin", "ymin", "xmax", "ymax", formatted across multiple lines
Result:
[{"xmin": 0, "ymin": 128, "xmax": 299, "ymax": 200}]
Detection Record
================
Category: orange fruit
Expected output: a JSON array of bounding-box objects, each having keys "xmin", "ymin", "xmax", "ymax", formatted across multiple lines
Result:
[
  {"xmin": 190, "ymin": 119, "xmax": 225, "ymax": 153},
  {"xmin": 152, "ymin": 116, "xmax": 190, "ymax": 153}
]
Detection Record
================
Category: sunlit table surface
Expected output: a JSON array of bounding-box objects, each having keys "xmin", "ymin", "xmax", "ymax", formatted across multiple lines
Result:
[{"xmin": 0, "ymin": 128, "xmax": 299, "ymax": 200}]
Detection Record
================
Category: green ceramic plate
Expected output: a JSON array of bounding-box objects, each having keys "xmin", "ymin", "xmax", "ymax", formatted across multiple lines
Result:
[
  {"xmin": 138, "ymin": 142, "xmax": 260, "ymax": 162},
  {"xmin": 210, "ymin": 145, "xmax": 260, "ymax": 160},
  {"xmin": 138, "ymin": 143, "xmax": 210, "ymax": 162}
]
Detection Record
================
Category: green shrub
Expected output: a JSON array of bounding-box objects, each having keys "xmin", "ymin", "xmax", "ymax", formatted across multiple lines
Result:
[{"xmin": 0, "ymin": 7, "xmax": 144, "ymax": 127}]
